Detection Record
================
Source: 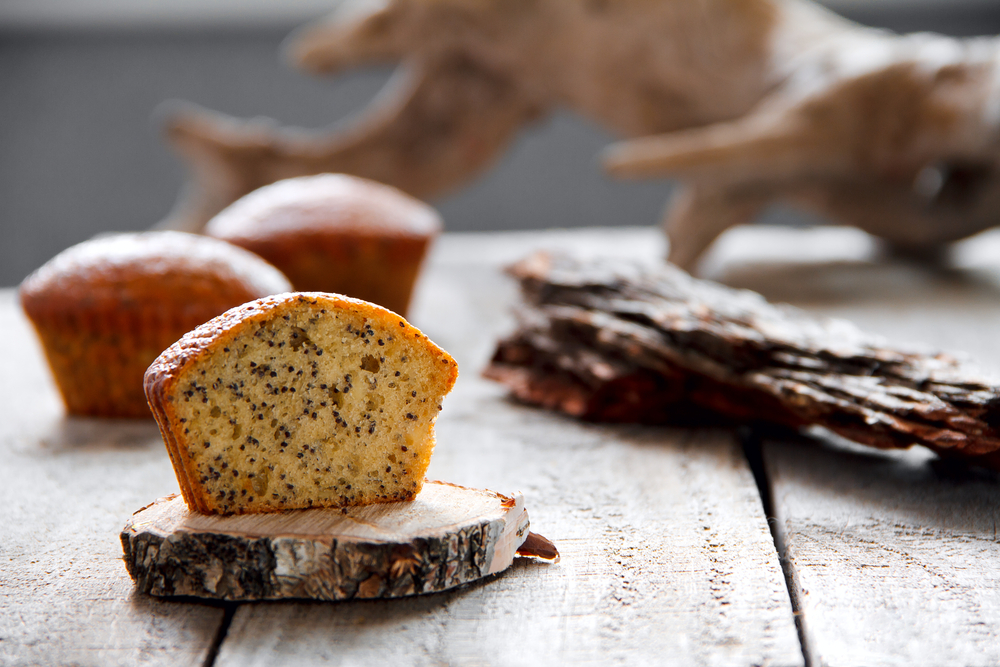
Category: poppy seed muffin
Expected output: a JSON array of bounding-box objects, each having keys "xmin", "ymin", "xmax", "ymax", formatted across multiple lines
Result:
[
  {"xmin": 203, "ymin": 174, "xmax": 442, "ymax": 316},
  {"xmin": 19, "ymin": 232, "xmax": 292, "ymax": 418},
  {"xmin": 143, "ymin": 292, "xmax": 459, "ymax": 515}
]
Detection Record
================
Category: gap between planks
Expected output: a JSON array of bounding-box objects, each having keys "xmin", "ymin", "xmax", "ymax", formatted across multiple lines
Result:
[
  {"xmin": 741, "ymin": 427, "xmax": 817, "ymax": 667},
  {"xmin": 202, "ymin": 603, "xmax": 238, "ymax": 667}
]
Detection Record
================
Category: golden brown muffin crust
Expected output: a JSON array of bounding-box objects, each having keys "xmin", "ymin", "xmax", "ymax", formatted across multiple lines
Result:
[
  {"xmin": 203, "ymin": 174, "xmax": 442, "ymax": 316},
  {"xmin": 19, "ymin": 232, "xmax": 292, "ymax": 418},
  {"xmin": 204, "ymin": 174, "xmax": 441, "ymax": 243},
  {"xmin": 20, "ymin": 231, "xmax": 291, "ymax": 321}
]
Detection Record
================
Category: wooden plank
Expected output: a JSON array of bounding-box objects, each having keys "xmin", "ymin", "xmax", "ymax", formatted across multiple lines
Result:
[
  {"xmin": 214, "ymin": 230, "xmax": 802, "ymax": 666},
  {"xmin": 765, "ymin": 437, "xmax": 1000, "ymax": 666},
  {"xmin": 0, "ymin": 292, "xmax": 226, "ymax": 667},
  {"xmin": 702, "ymin": 225, "xmax": 1000, "ymax": 665}
]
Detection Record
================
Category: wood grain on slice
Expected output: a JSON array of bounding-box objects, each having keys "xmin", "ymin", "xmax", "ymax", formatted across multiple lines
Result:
[
  {"xmin": 0, "ymin": 293, "xmax": 225, "ymax": 667},
  {"xmin": 122, "ymin": 481, "xmax": 530, "ymax": 601}
]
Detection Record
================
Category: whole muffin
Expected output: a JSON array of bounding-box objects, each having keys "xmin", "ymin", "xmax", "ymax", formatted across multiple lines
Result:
[
  {"xmin": 19, "ymin": 231, "xmax": 292, "ymax": 418},
  {"xmin": 203, "ymin": 174, "xmax": 442, "ymax": 316}
]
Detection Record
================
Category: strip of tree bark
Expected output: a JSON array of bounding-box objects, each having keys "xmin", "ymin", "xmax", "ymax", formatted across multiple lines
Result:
[{"xmin": 484, "ymin": 252, "xmax": 1000, "ymax": 467}]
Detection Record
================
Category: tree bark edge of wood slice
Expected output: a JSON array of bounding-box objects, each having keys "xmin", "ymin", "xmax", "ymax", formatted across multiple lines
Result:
[{"xmin": 121, "ymin": 481, "xmax": 540, "ymax": 601}]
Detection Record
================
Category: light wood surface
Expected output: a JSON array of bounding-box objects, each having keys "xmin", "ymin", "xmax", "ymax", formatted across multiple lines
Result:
[
  {"xmin": 766, "ymin": 438, "xmax": 1000, "ymax": 666},
  {"xmin": 705, "ymin": 225, "xmax": 1000, "ymax": 666},
  {"xmin": 9, "ymin": 225, "xmax": 1000, "ymax": 666}
]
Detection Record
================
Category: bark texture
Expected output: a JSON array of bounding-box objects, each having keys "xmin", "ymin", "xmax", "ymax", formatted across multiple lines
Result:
[
  {"xmin": 122, "ymin": 483, "xmax": 532, "ymax": 601},
  {"xmin": 485, "ymin": 253, "xmax": 1000, "ymax": 464}
]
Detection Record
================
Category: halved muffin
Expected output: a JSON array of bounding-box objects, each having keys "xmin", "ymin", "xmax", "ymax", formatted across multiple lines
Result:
[{"xmin": 144, "ymin": 292, "xmax": 459, "ymax": 514}]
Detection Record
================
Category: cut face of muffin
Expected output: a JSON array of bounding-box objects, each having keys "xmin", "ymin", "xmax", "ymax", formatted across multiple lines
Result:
[{"xmin": 144, "ymin": 292, "xmax": 458, "ymax": 514}]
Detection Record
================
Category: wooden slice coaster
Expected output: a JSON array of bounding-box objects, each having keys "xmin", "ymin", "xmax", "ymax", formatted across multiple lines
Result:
[{"xmin": 122, "ymin": 480, "xmax": 540, "ymax": 601}]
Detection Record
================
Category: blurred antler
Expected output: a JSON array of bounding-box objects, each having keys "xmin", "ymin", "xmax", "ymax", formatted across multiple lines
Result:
[
  {"xmin": 161, "ymin": 57, "xmax": 540, "ymax": 230},
  {"xmin": 160, "ymin": 0, "xmax": 543, "ymax": 230},
  {"xmin": 162, "ymin": 0, "xmax": 1000, "ymax": 270}
]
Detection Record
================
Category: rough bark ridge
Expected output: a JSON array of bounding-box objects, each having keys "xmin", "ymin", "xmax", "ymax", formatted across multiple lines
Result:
[
  {"xmin": 122, "ymin": 484, "xmax": 532, "ymax": 601},
  {"xmin": 485, "ymin": 253, "xmax": 1000, "ymax": 464}
]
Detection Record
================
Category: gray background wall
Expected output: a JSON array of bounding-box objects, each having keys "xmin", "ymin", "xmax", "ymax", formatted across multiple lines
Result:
[{"xmin": 3, "ymin": 1, "xmax": 1000, "ymax": 287}]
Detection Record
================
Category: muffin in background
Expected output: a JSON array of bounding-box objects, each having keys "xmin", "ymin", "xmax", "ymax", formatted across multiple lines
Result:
[
  {"xmin": 19, "ymin": 231, "xmax": 292, "ymax": 418},
  {"xmin": 204, "ymin": 174, "xmax": 442, "ymax": 317}
]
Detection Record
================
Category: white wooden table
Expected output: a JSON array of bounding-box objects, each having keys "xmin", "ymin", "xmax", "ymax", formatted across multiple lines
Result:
[{"xmin": 2, "ymin": 226, "xmax": 999, "ymax": 666}]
